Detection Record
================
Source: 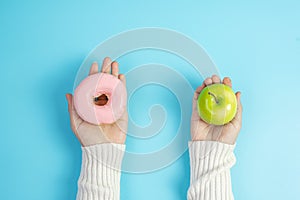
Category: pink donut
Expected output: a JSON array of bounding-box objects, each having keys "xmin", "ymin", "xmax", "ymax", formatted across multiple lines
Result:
[{"xmin": 74, "ymin": 72, "xmax": 127, "ymax": 125}]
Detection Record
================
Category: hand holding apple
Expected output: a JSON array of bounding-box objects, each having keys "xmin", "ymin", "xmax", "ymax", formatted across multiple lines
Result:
[{"xmin": 191, "ymin": 75, "xmax": 242, "ymax": 145}]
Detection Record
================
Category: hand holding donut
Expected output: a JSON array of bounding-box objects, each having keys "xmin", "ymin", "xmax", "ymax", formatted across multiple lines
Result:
[{"xmin": 66, "ymin": 57, "xmax": 127, "ymax": 146}]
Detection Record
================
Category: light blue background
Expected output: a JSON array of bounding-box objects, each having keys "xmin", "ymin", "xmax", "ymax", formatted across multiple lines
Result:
[{"xmin": 1, "ymin": 0, "xmax": 300, "ymax": 199}]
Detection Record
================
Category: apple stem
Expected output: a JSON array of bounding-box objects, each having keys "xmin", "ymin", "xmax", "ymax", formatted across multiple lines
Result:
[{"xmin": 208, "ymin": 92, "xmax": 219, "ymax": 104}]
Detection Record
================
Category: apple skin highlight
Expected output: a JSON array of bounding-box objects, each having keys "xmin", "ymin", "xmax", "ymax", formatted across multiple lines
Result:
[{"xmin": 197, "ymin": 83, "xmax": 237, "ymax": 125}]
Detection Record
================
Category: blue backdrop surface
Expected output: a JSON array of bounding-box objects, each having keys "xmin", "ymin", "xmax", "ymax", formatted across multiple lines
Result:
[{"xmin": 1, "ymin": 0, "xmax": 300, "ymax": 200}]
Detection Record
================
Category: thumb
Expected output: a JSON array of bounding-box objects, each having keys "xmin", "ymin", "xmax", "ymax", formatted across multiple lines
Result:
[
  {"xmin": 191, "ymin": 83, "xmax": 205, "ymax": 120},
  {"xmin": 236, "ymin": 91, "xmax": 242, "ymax": 110},
  {"xmin": 232, "ymin": 91, "xmax": 242, "ymax": 124},
  {"xmin": 65, "ymin": 93, "xmax": 82, "ymax": 130},
  {"xmin": 66, "ymin": 93, "xmax": 74, "ymax": 113}
]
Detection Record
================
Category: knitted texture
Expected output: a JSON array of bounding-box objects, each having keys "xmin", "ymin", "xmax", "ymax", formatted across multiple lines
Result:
[
  {"xmin": 187, "ymin": 141, "xmax": 236, "ymax": 200},
  {"xmin": 76, "ymin": 143, "xmax": 125, "ymax": 200},
  {"xmin": 76, "ymin": 141, "xmax": 236, "ymax": 200}
]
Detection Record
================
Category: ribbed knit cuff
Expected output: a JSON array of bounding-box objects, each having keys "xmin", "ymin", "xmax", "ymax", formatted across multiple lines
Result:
[
  {"xmin": 188, "ymin": 141, "xmax": 236, "ymax": 200},
  {"xmin": 76, "ymin": 143, "xmax": 125, "ymax": 200}
]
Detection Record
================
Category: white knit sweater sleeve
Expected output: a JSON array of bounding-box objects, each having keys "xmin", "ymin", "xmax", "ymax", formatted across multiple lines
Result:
[
  {"xmin": 76, "ymin": 143, "xmax": 125, "ymax": 200},
  {"xmin": 187, "ymin": 141, "xmax": 236, "ymax": 200}
]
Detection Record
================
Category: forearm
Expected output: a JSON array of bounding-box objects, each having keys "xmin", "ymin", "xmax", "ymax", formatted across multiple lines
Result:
[
  {"xmin": 187, "ymin": 141, "xmax": 236, "ymax": 200},
  {"xmin": 76, "ymin": 143, "xmax": 125, "ymax": 200}
]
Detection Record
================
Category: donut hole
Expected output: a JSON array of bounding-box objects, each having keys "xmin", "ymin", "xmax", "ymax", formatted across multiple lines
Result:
[{"xmin": 94, "ymin": 94, "xmax": 109, "ymax": 106}]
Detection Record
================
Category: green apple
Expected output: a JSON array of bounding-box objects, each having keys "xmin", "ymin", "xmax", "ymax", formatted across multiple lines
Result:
[{"xmin": 197, "ymin": 83, "xmax": 237, "ymax": 125}]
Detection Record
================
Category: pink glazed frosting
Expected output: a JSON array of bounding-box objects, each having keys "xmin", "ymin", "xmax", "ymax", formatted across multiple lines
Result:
[{"xmin": 74, "ymin": 72, "xmax": 127, "ymax": 125}]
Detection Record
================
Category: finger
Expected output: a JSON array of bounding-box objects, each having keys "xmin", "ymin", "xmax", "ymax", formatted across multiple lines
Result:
[
  {"xmin": 118, "ymin": 74, "xmax": 126, "ymax": 86},
  {"xmin": 111, "ymin": 61, "xmax": 119, "ymax": 77},
  {"xmin": 193, "ymin": 83, "xmax": 205, "ymax": 101},
  {"xmin": 65, "ymin": 93, "xmax": 82, "ymax": 131},
  {"xmin": 223, "ymin": 77, "xmax": 232, "ymax": 88},
  {"xmin": 192, "ymin": 83, "xmax": 205, "ymax": 120},
  {"xmin": 66, "ymin": 93, "xmax": 73, "ymax": 114},
  {"xmin": 204, "ymin": 77, "xmax": 213, "ymax": 86},
  {"xmin": 66, "ymin": 94, "xmax": 85, "ymax": 146},
  {"xmin": 236, "ymin": 91, "xmax": 243, "ymax": 118},
  {"xmin": 231, "ymin": 91, "xmax": 242, "ymax": 126},
  {"xmin": 212, "ymin": 75, "xmax": 221, "ymax": 84},
  {"xmin": 101, "ymin": 57, "xmax": 112, "ymax": 74},
  {"xmin": 115, "ymin": 74, "xmax": 127, "ymax": 132},
  {"xmin": 89, "ymin": 62, "xmax": 99, "ymax": 75}
]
